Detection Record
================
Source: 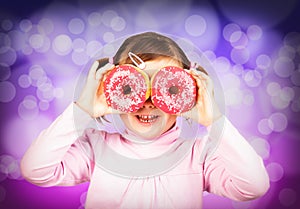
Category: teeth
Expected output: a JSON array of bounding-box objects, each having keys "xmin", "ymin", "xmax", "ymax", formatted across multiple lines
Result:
[
  {"xmin": 138, "ymin": 115, "xmax": 158, "ymax": 123},
  {"xmin": 139, "ymin": 115, "xmax": 157, "ymax": 119}
]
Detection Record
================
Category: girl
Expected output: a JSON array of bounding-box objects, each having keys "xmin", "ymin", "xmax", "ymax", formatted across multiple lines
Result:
[{"xmin": 21, "ymin": 32, "xmax": 269, "ymax": 209}]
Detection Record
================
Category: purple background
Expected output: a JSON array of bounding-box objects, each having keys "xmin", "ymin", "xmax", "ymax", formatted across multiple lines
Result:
[{"xmin": 0, "ymin": 0, "xmax": 300, "ymax": 208}]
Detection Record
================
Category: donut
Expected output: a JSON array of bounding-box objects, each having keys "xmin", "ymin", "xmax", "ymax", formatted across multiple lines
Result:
[
  {"xmin": 104, "ymin": 65, "xmax": 150, "ymax": 113},
  {"xmin": 151, "ymin": 66, "xmax": 197, "ymax": 114}
]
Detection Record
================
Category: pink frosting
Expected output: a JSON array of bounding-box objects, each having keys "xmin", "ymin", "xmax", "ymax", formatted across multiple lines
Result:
[
  {"xmin": 104, "ymin": 65, "xmax": 148, "ymax": 112},
  {"xmin": 151, "ymin": 66, "xmax": 196, "ymax": 114}
]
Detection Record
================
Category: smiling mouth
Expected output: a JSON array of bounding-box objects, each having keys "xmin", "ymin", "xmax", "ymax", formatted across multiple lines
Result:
[{"xmin": 136, "ymin": 115, "xmax": 159, "ymax": 123}]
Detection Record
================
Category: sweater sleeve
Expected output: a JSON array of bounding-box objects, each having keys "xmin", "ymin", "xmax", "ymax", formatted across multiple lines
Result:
[
  {"xmin": 202, "ymin": 116, "xmax": 270, "ymax": 201},
  {"xmin": 20, "ymin": 103, "xmax": 96, "ymax": 186}
]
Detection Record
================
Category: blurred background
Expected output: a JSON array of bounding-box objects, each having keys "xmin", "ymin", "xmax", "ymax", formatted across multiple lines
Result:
[{"xmin": 0, "ymin": 0, "xmax": 299, "ymax": 208}]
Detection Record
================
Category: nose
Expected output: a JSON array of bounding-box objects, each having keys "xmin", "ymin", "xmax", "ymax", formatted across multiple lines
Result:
[{"xmin": 142, "ymin": 98, "xmax": 155, "ymax": 109}]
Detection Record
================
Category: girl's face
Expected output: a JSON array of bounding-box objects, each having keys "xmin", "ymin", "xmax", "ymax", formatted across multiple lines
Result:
[{"xmin": 120, "ymin": 58, "xmax": 179, "ymax": 140}]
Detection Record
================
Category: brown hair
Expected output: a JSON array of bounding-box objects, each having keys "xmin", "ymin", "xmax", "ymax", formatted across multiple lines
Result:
[{"xmin": 97, "ymin": 32, "xmax": 207, "ymax": 74}]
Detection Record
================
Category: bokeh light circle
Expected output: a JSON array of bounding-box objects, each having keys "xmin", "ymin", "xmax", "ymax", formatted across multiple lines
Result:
[
  {"xmin": 230, "ymin": 48, "xmax": 250, "ymax": 64},
  {"xmin": 250, "ymin": 137, "xmax": 270, "ymax": 159},
  {"xmin": 267, "ymin": 82, "xmax": 281, "ymax": 96},
  {"xmin": 271, "ymin": 94, "xmax": 290, "ymax": 109},
  {"xmin": 86, "ymin": 41, "xmax": 103, "ymax": 57},
  {"xmin": 279, "ymin": 188, "xmax": 297, "ymax": 207},
  {"xmin": 283, "ymin": 32, "xmax": 300, "ymax": 47},
  {"xmin": 36, "ymin": 82, "xmax": 55, "ymax": 102},
  {"xmin": 73, "ymin": 38, "xmax": 86, "ymax": 52},
  {"xmin": 274, "ymin": 57, "xmax": 294, "ymax": 78},
  {"xmin": 0, "ymin": 155, "xmax": 21, "ymax": 180},
  {"xmin": 72, "ymin": 51, "xmax": 89, "ymax": 66},
  {"xmin": 38, "ymin": 18, "xmax": 54, "ymax": 35},
  {"xmin": 88, "ymin": 12, "xmax": 102, "ymax": 26},
  {"xmin": 279, "ymin": 45, "xmax": 296, "ymax": 59},
  {"xmin": 0, "ymin": 33, "xmax": 11, "ymax": 50},
  {"xmin": 242, "ymin": 89, "xmax": 255, "ymax": 106},
  {"xmin": 185, "ymin": 15, "xmax": 207, "ymax": 37},
  {"xmin": 111, "ymin": 16, "xmax": 126, "ymax": 32},
  {"xmin": 39, "ymin": 100, "xmax": 50, "ymax": 111},
  {"xmin": 243, "ymin": 70, "xmax": 262, "ymax": 87},
  {"xmin": 8, "ymin": 30, "xmax": 27, "ymax": 51},
  {"xmin": 266, "ymin": 162, "xmax": 284, "ymax": 182},
  {"xmin": 256, "ymin": 54, "xmax": 271, "ymax": 69},
  {"xmin": 29, "ymin": 34, "xmax": 45, "ymax": 49},
  {"xmin": 103, "ymin": 32, "xmax": 115, "ymax": 43},
  {"xmin": 0, "ymin": 81, "xmax": 16, "ymax": 102},
  {"xmin": 1, "ymin": 19, "xmax": 13, "ymax": 31},
  {"xmin": 223, "ymin": 23, "xmax": 241, "ymax": 41},
  {"xmin": 247, "ymin": 25, "xmax": 263, "ymax": 40},
  {"xmin": 68, "ymin": 18, "xmax": 85, "ymax": 35},
  {"xmin": 22, "ymin": 45, "xmax": 33, "ymax": 55},
  {"xmin": 19, "ymin": 19, "xmax": 32, "ymax": 32},
  {"xmin": 231, "ymin": 64, "xmax": 244, "ymax": 75},
  {"xmin": 0, "ymin": 64, "xmax": 11, "ymax": 81},
  {"xmin": 102, "ymin": 10, "xmax": 118, "ymax": 27},
  {"xmin": 203, "ymin": 50, "xmax": 216, "ymax": 62},
  {"xmin": 269, "ymin": 112, "xmax": 288, "ymax": 132},
  {"xmin": 290, "ymin": 70, "xmax": 300, "ymax": 86},
  {"xmin": 22, "ymin": 95, "xmax": 37, "ymax": 109},
  {"xmin": 18, "ymin": 99, "xmax": 39, "ymax": 120},
  {"xmin": 0, "ymin": 47, "xmax": 17, "ymax": 66},
  {"xmin": 279, "ymin": 87, "xmax": 295, "ymax": 102},
  {"xmin": 212, "ymin": 56, "xmax": 231, "ymax": 74},
  {"xmin": 230, "ymin": 31, "xmax": 248, "ymax": 49},
  {"xmin": 29, "ymin": 65, "xmax": 45, "ymax": 84},
  {"xmin": 52, "ymin": 34, "xmax": 73, "ymax": 56},
  {"xmin": 258, "ymin": 118, "xmax": 274, "ymax": 135}
]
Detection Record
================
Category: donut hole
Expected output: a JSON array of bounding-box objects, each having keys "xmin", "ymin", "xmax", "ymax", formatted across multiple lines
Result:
[
  {"xmin": 122, "ymin": 84, "xmax": 132, "ymax": 95},
  {"xmin": 168, "ymin": 85, "xmax": 179, "ymax": 95}
]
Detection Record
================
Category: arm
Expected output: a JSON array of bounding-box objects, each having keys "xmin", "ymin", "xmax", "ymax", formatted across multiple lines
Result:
[
  {"xmin": 21, "ymin": 61, "xmax": 115, "ymax": 187},
  {"xmin": 183, "ymin": 68, "xmax": 269, "ymax": 200},
  {"xmin": 203, "ymin": 116, "xmax": 270, "ymax": 201},
  {"xmin": 20, "ymin": 103, "xmax": 95, "ymax": 186}
]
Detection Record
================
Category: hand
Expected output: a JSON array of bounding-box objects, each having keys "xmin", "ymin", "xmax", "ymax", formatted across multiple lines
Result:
[
  {"xmin": 75, "ymin": 61, "xmax": 117, "ymax": 118},
  {"xmin": 179, "ymin": 69, "xmax": 223, "ymax": 126}
]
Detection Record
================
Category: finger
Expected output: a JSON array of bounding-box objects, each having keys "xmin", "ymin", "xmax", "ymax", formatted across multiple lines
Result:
[
  {"xmin": 87, "ymin": 61, "xmax": 100, "ymax": 81},
  {"xmin": 191, "ymin": 70, "xmax": 215, "ymax": 95},
  {"xmin": 190, "ymin": 67, "xmax": 208, "ymax": 77},
  {"xmin": 96, "ymin": 63, "xmax": 114, "ymax": 80},
  {"xmin": 193, "ymin": 73, "xmax": 207, "ymax": 91}
]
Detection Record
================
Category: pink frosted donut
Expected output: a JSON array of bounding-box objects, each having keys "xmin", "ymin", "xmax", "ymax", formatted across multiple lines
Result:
[
  {"xmin": 104, "ymin": 65, "xmax": 150, "ymax": 113},
  {"xmin": 151, "ymin": 66, "xmax": 197, "ymax": 114}
]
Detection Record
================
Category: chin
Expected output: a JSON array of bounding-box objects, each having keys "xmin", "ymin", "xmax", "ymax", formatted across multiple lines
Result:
[{"xmin": 133, "ymin": 127, "xmax": 162, "ymax": 140}]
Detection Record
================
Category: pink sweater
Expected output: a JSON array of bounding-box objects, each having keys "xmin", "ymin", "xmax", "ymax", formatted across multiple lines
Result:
[{"xmin": 21, "ymin": 103, "xmax": 269, "ymax": 209}]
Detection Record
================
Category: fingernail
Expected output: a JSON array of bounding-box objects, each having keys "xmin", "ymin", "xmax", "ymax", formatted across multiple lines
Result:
[{"xmin": 93, "ymin": 61, "xmax": 100, "ymax": 67}]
